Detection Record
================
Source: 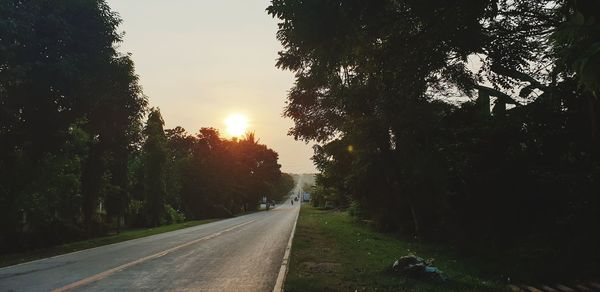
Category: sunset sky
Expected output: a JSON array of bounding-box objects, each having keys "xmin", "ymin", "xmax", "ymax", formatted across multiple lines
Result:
[{"xmin": 105, "ymin": 0, "xmax": 316, "ymax": 174}]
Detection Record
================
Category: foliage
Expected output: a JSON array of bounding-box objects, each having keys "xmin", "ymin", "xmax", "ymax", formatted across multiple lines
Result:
[
  {"xmin": 142, "ymin": 109, "xmax": 168, "ymax": 227},
  {"xmin": 0, "ymin": 0, "xmax": 146, "ymax": 250},
  {"xmin": 268, "ymin": 0, "xmax": 600, "ymax": 273},
  {"xmin": 273, "ymin": 173, "xmax": 296, "ymax": 202},
  {"xmin": 164, "ymin": 205, "xmax": 185, "ymax": 224},
  {"xmin": 161, "ymin": 128, "xmax": 292, "ymax": 219},
  {"xmin": 0, "ymin": 0, "xmax": 292, "ymax": 253}
]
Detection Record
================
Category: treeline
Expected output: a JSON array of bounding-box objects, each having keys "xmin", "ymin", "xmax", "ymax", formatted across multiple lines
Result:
[
  {"xmin": 156, "ymin": 121, "xmax": 295, "ymax": 222},
  {"xmin": 0, "ymin": 0, "xmax": 293, "ymax": 253},
  {"xmin": 268, "ymin": 0, "xmax": 600, "ymax": 268}
]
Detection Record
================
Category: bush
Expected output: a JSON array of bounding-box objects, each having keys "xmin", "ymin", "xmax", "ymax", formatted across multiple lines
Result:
[
  {"xmin": 164, "ymin": 204, "xmax": 185, "ymax": 224},
  {"xmin": 348, "ymin": 200, "xmax": 366, "ymax": 220},
  {"xmin": 127, "ymin": 199, "xmax": 146, "ymax": 227}
]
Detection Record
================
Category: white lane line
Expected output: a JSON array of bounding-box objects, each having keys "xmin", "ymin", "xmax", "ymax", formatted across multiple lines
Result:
[
  {"xmin": 273, "ymin": 206, "xmax": 300, "ymax": 292},
  {"xmin": 52, "ymin": 219, "xmax": 257, "ymax": 292}
]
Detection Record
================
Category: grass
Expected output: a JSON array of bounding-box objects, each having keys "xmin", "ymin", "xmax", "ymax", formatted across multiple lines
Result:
[
  {"xmin": 0, "ymin": 219, "xmax": 217, "ymax": 268},
  {"xmin": 285, "ymin": 205, "xmax": 506, "ymax": 291}
]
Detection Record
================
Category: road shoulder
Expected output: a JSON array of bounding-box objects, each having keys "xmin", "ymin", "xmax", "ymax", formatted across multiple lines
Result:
[
  {"xmin": 273, "ymin": 205, "xmax": 300, "ymax": 291},
  {"xmin": 283, "ymin": 205, "xmax": 502, "ymax": 291}
]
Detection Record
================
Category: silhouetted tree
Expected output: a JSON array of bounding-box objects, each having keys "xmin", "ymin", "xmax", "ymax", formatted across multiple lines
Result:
[
  {"xmin": 0, "ymin": 0, "xmax": 146, "ymax": 247},
  {"xmin": 268, "ymin": 0, "xmax": 600, "ymax": 279},
  {"xmin": 0, "ymin": 0, "xmax": 289, "ymax": 254},
  {"xmin": 142, "ymin": 109, "xmax": 168, "ymax": 227}
]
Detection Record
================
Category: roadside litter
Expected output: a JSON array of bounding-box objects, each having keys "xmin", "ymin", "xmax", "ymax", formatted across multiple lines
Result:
[{"xmin": 392, "ymin": 254, "xmax": 446, "ymax": 282}]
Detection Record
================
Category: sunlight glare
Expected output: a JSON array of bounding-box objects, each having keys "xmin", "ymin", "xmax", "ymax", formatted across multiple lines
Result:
[{"xmin": 225, "ymin": 113, "xmax": 249, "ymax": 137}]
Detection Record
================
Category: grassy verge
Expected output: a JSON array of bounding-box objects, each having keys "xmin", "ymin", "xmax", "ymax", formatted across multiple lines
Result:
[
  {"xmin": 0, "ymin": 219, "xmax": 217, "ymax": 268},
  {"xmin": 285, "ymin": 205, "xmax": 505, "ymax": 292}
]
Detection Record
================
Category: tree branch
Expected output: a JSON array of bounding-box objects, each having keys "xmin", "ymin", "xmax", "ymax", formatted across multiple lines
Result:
[{"xmin": 475, "ymin": 85, "xmax": 522, "ymax": 106}]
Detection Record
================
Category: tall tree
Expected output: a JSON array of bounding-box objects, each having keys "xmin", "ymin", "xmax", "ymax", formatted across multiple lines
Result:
[
  {"xmin": 0, "ymin": 0, "xmax": 146, "ymax": 246},
  {"xmin": 268, "ymin": 0, "xmax": 600, "ymax": 247},
  {"xmin": 142, "ymin": 109, "xmax": 168, "ymax": 227}
]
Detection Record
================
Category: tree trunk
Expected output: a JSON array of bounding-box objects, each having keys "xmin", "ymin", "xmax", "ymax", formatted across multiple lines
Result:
[
  {"xmin": 477, "ymin": 89, "xmax": 491, "ymax": 117},
  {"xmin": 81, "ymin": 142, "xmax": 105, "ymax": 236}
]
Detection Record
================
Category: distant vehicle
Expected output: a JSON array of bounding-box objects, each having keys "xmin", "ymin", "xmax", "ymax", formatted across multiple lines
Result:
[{"xmin": 302, "ymin": 192, "xmax": 311, "ymax": 202}]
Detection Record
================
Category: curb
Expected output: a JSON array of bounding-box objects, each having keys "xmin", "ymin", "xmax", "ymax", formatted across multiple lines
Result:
[{"xmin": 273, "ymin": 206, "xmax": 300, "ymax": 292}]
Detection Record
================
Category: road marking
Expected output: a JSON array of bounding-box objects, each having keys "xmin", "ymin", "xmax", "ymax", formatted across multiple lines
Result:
[
  {"xmin": 273, "ymin": 205, "xmax": 300, "ymax": 292},
  {"xmin": 52, "ymin": 219, "xmax": 257, "ymax": 292},
  {"xmin": 0, "ymin": 219, "xmax": 230, "ymax": 272}
]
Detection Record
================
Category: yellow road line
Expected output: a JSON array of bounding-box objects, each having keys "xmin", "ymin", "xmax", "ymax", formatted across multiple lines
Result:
[{"xmin": 53, "ymin": 219, "xmax": 257, "ymax": 292}]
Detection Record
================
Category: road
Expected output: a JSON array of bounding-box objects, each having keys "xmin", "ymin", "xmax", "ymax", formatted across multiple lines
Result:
[{"xmin": 0, "ymin": 202, "xmax": 300, "ymax": 291}]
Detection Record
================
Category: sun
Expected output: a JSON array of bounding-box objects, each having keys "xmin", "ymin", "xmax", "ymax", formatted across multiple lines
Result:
[{"xmin": 225, "ymin": 113, "xmax": 249, "ymax": 137}]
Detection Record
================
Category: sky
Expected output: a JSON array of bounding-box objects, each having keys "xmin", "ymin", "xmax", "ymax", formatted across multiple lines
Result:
[{"xmin": 105, "ymin": 0, "xmax": 316, "ymax": 174}]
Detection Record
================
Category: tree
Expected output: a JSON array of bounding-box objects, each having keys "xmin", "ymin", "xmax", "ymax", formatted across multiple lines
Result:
[
  {"xmin": 142, "ymin": 109, "xmax": 168, "ymax": 227},
  {"xmin": 0, "ymin": 0, "xmax": 147, "ymax": 247},
  {"xmin": 268, "ymin": 0, "xmax": 600, "ymax": 252},
  {"xmin": 102, "ymin": 57, "xmax": 147, "ymax": 233},
  {"xmin": 268, "ymin": 0, "xmax": 487, "ymax": 235}
]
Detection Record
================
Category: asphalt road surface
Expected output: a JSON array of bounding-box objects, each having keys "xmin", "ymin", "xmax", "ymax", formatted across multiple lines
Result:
[{"xmin": 0, "ymin": 202, "xmax": 300, "ymax": 291}]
